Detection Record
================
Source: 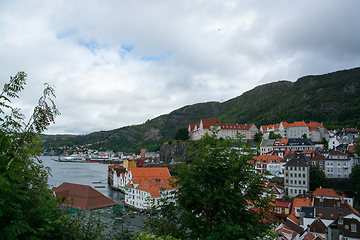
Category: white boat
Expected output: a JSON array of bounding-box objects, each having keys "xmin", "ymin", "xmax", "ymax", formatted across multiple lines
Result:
[{"xmin": 54, "ymin": 156, "xmax": 85, "ymax": 162}]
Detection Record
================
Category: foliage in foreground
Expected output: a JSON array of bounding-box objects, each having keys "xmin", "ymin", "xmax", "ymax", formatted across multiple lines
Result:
[
  {"xmin": 0, "ymin": 72, "xmax": 135, "ymax": 239},
  {"xmin": 147, "ymin": 131, "xmax": 276, "ymax": 239}
]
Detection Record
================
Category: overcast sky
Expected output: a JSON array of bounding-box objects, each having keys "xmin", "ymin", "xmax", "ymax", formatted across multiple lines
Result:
[{"xmin": 1, "ymin": 0, "xmax": 359, "ymax": 135}]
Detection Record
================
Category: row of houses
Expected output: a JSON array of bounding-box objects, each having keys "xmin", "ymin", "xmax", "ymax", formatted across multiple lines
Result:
[
  {"xmin": 260, "ymin": 121, "xmax": 329, "ymax": 143},
  {"xmin": 274, "ymin": 188, "xmax": 360, "ymax": 240}
]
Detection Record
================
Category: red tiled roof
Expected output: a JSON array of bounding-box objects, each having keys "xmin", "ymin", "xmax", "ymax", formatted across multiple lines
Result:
[
  {"xmin": 220, "ymin": 123, "xmax": 255, "ymax": 130},
  {"xmin": 348, "ymin": 145, "xmax": 355, "ymax": 153},
  {"xmin": 302, "ymin": 233, "xmax": 315, "ymax": 240},
  {"xmin": 201, "ymin": 119, "xmax": 221, "ymax": 129},
  {"xmin": 275, "ymin": 201, "xmax": 292, "ymax": 208},
  {"xmin": 287, "ymin": 213, "xmax": 300, "ymax": 225},
  {"xmin": 254, "ymin": 155, "xmax": 282, "ymax": 164},
  {"xmin": 52, "ymin": 182, "xmax": 117, "ymax": 210}
]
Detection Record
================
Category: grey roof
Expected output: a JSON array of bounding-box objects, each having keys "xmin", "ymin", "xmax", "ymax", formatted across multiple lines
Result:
[
  {"xmin": 287, "ymin": 138, "xmax": 315, "ymax": 146},
  {"xmin": 260, "ymin": 139, "xmax": 275, "ymax": 147},
  {"xmin": 284, "ymin": 155, "xmax": 309, "ymax": 166}
]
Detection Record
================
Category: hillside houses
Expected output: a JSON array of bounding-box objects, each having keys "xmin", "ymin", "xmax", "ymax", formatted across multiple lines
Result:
[
  {"xmin": 188, "ymin": 119, "xmax": 258, "ymax": 141},
  {"xmin": 260, "ymin": 138, "xmax": 316, "ymax": 155},
  {"xmin": 275, "ymin": 188, "xmax": 360, "ymax": 240},
  {"xmin": 261, "ymin": 121, "xmax": 329, "ymax": 143}
]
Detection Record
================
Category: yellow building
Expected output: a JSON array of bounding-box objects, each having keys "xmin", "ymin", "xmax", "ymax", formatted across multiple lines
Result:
[{"xmin": 123, "ymin": 159, "xmax": 137, "ymax": 168}]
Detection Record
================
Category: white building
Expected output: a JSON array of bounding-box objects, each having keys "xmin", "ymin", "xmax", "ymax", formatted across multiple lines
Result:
[
  {"xmin": 324, "ymin": 150, "xmax": 352, "ymax": 178},
  {"xmin": 189, "ymin": 119, "xmax": 258, "ymax": 141}
]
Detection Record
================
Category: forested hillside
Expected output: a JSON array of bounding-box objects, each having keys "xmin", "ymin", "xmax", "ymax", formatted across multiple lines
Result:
[{"xmin": 41, "ymin": 67, "xmax": 360, "ymax": 154}]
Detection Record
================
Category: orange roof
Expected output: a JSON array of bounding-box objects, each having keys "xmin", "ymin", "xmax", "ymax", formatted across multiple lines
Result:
[
  {"xmin": 287, "ymin": 213, "xmax": 300, "ymax": 225},
  {"xmin": 128, "ymin": 167, "xmax": 170, "ymax": 179},
  {"xmin": 307, "ymin": 122, "xmax": 320, "ymax": 131},
  {"xmin": 254, "ymin": 155, "xmax": 282, "ymax": 164},
  {"xmin": 136, "ymin": 178, "xmax": 176, "ymax": 197},
  {"xmin": 312, "ymin": 188, "xmax": 339, "ymax": 198},
  {"xmin": 289, "ymin": 121, "xmax": 307, "ymax": 127},
  {"xmin": 291, "ymin": 198, "xmax": 312, "ymax": 214},
  {"xmin": 274, "ymin": 138, "xmax": 289, "ymax": 146}
]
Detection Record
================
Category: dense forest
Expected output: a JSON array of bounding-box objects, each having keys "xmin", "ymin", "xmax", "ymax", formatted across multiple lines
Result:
[{"xmin": 41, "ymin": 67, "xmax": 360, "ymax": 154}]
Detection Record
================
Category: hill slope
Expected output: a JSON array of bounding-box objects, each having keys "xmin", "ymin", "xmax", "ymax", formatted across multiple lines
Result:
[{"xmin": 41, "ymin": 67, "xmax": 360, "ymax": 153}]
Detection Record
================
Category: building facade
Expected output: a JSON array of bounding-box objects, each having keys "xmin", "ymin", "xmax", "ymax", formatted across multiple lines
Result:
[
  {"xmin": 188, "ymin": 119, "xmax": 258, "ymax": 141},
  {"xmin": 284, "ymin": 156, "xmax": 310, "ymax": 197},
  {"xmin": 261, "ymin": 121, "xmax": 329, "ymax": 143}
]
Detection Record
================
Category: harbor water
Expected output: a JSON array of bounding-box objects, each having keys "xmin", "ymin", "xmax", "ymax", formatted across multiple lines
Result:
[
  {"xmin": 41, "ymin": 156, "xmax": 146, "ymax": 233},
  {"xmin": 41, "ymin": 155, "xmax": 122, "ymax": 202}
]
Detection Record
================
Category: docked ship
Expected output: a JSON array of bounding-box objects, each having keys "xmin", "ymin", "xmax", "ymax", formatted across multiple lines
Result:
[{"xmin": 53, "ymin": 156, "xmax": 85, "ymax": 162}]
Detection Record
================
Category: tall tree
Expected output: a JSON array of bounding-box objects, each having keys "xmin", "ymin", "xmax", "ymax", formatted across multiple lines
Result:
[
  {"xmin": 0, "ymin": 72, "xmax": 62, "ymax": 239},
  {"xmin": 173, "ymin": 127, "xmax": 189, "ymax": 141},
  {"xmin": 350, "ymin": 164, "xmax": 360, "ymax": 191},
  {"xmin": 149, "ymin": 131, "xmax": 275, "ymax": 239},
  {"xmin": 309, "ymin": 165, "xmax": 329, "ymax": 191},
  {"xmin": 269, "ymin": 131, "xmax": 282, "ymax": 139},
  {"xmin": 254, "ymin": 131, "xmax": 264, "ymax": 143}
]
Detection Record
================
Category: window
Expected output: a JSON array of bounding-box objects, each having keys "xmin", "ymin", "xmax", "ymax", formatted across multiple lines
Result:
[
  {"xmin": 303, "ymin": 174, "xmax": 305, "ymax": 177},
  {"xmin": 351, "ymin": 224, "xmax": 357, "ymax": 232},
  {"xmin": 303, "ymin": 181, "xmax": 305, "ymax": 184}
]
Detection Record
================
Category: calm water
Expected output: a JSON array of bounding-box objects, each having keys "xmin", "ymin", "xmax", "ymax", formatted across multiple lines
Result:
[
  {"xmin": 41, "ymin": 156, "xmax": 123, "ymax": 203},
  {"xmin": 41, "ymin": 156, "xmax": 147, "ymax": 232}
]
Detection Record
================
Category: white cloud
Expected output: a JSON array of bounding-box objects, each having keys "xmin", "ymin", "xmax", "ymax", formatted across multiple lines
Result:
[{"xmin": 0, "ymin": 0, "xmax": 359, "ymax": 135}]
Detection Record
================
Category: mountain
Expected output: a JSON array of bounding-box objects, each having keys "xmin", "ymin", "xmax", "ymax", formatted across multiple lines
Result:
[{"xmin": 41, "ymin": 67, "xmax": 360, "ymax": 154}]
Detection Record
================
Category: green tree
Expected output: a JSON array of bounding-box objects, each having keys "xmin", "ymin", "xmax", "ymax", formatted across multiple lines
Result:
[
  {"xmin": 0, "ymin": 72, "xmax": 135, "ymax": 240},
  {"xmin": 355, "ymin": 137, "xmax": 360, "ymax": 156},
  {"xmin": 269, "ymin": 131, "xmax": 282, "ymax": 139},
  {"xmin": 149, "ymin": 131, "xmax": 275, "ymax": 239},
  {"xmin": 0, "ymin": 72, "xmax": 62, "ymax": 239},
  {"xmin": 173, "ymin": 127, "xmax": 189, "ymax": 141},
  {"xmin": 321, "ymin": 138, "xmax": 329, "ymax": 150},
  {"xmin": 302, "ymin": 133, "xmax": 307, "ymax": 139},
  {"xmin": 309, "ymin": 165, "xmax": 329, "ymax": 191},
  {"xmin": 254, "ymin": 131, "xmax": 264, "ymax": 143},
  {"xmin": 350, "ymin": 164, "xmax": 360, "ymax": 191}
]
